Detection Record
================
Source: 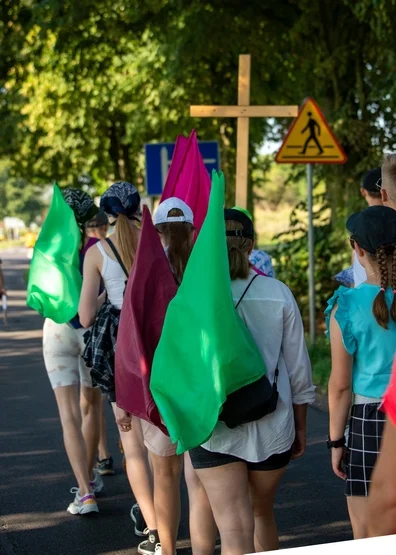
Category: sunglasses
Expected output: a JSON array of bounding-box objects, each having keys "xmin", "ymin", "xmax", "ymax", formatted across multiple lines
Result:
[
  {"xmin": 349, "ymin": 238, "xmax": 355, "ymax": 250},
  {"xmin": 376, "ymin": 177, "xmax": 383, "ymax": 191}
]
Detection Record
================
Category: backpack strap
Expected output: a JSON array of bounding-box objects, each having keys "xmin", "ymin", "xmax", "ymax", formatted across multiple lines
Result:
[
  {"xmin": 235, "ymin": 273, "xmax": 259, "ymax": 309},
  {"xmin": 105, "ymin": 238, "xmax": 129, "ymax": 278}
]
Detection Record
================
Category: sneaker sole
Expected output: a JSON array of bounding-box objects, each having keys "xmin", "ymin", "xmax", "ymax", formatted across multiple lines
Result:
[
  {"xmin": 96, "ymin": 469, "xmax": 115, "ymax": 476},
  {"xmin": 67, "ymin": 506, "xmax": 99, "ymax": 516},
  {"xmin": 138, "ymin": 544, "xmax": 156, "ymax": 555}
]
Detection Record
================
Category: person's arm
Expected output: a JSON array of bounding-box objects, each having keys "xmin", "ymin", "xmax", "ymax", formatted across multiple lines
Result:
[
  {"xmin": 328, "ymin": 305, "xmax": 353, "ymax": 480},
  {"xmin": 0, "ymin": 262, "xmax": 6, "ymax": 295},
  {"xmin": 78, "ymin": 246, "xmax": 103, "ymax": 328},
  {"xmin": 282, "ymin": 290, "xmax": 316, "ymax": 458},
  {"xmin": 367, "ymin": 418, "xmax": 396, "ymax": 536}
]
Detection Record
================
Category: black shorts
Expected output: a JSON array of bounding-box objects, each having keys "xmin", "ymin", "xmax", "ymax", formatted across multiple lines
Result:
[
  {"xmin": 345, "ymin": 403, "xmax": 385, "ymax": 497},
  {"xmin": 189, "ymin": 446, "xmax": 292, "ymax": 471}
]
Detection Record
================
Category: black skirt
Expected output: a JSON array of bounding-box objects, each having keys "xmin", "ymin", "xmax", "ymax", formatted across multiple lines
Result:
[{"xmin": 345, "ymin": 402, "xmax": 385, "ymax": 497}]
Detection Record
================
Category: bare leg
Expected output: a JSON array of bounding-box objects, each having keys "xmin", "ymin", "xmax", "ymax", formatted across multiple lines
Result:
[
  {"xmin": 196, "ymin": 462, "xmax": 255, "ymax": 555},
  {"xmin": 54, "ymin": 385, "xmax": 91, "ymax": 495},
  {"xmin": 111, "ymin": 405, "xmax": 157, "ymax": 530},
  {"xmin": 184, "ymin": 453, "xmax": 217, "ymax": 555},
  {"xmin": 80, "ymin": 385, "xmax": 101, "ymax": 480},
  {"xmin": 98, "ymin": 395, "xmax": 111, "ymax": 460},
  {"xmin": 149, "ymin": 452, "xmax": 183, "ymax": 555},
  {"xmin": 248, "ymin": 467, "xmax": 286, "ymax": 551},
  {"xmin": 347, "ymin": 497, "xmax": 369, "ymax": 539}
]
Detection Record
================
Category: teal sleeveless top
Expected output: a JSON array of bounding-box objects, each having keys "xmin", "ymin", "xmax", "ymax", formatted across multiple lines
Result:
[{"xmin": 325, "ymin": 284, "xmax": 396, "ymax": 398}]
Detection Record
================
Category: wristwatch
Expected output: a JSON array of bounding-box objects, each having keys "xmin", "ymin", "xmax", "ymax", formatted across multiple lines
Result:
[{"xmin": 326, "ymin": 436, "xmax": 346, "ymax": 449}]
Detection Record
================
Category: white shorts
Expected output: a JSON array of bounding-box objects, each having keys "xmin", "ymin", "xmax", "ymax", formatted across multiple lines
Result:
[{"xmin": 43, "ymin": 319, "xmax": 94, "ymax": 389}]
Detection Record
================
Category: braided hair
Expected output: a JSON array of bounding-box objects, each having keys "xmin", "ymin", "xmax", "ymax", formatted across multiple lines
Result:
[{"xmin": 372, "ymin": 243, "xmax": 396, "ymax": 328}]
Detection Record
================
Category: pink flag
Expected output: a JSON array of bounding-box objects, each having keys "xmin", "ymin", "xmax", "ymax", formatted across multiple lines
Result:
[
  {"xmin": 161, "ymin": 129, "xmax": 211, "ymax": 233},
  {"xmin": 115, "ymin": 206, "xmax": 178, "ymax": 433}
]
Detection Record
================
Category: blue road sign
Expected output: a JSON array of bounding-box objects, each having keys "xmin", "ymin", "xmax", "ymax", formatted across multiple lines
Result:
[{"xmin": 145, "ymin": 141, "xmax": 220, "ymax": 196}]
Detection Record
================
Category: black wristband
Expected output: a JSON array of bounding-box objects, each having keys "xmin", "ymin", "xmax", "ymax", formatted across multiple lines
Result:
[{"xmin": 326, "ymin": 436, "xmax": 346, "ymax": 449}]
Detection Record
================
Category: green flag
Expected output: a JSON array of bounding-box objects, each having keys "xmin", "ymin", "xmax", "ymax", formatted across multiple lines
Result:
[
  {"xmin": 150, "ymin": 171, "xmax": 267, "ymax": 454},
  {"xmin": 27, "ymin": 184, "xmax": 82, "ymax": 323}
]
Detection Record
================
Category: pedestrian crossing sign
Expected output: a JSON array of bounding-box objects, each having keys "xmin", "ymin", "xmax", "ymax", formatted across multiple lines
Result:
[{"xmin": 275, "ymin": 97, "xmax": 347, "ymax": 164}]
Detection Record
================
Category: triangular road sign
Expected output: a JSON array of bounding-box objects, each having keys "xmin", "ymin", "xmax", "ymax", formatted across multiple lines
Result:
[{"xmin": 275, "ymin": 98, "xmax": 347, "ymax": 164}]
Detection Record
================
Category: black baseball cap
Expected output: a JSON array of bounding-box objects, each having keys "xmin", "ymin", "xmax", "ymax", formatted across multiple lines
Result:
[
  {"xmin": 346, "ymin": 205, "xmax": 396, "ymax": 254},
  {"xmin": 224, "ymin": 208, "xmax": 254, "ymax": 240},
  {"xmin": 361, "ymin": 168, "xmax": 381, "ymax": 194},
  {"xmin": 86, "ymin": 210, "xmax": 109, "ymax": 228}
]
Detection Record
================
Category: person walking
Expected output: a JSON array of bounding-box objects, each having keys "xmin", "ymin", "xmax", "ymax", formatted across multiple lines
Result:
[
  {"xmin": 78, "ymin": 182, "xmax": 158, "ymax": 545},
  {"xmin": 352, "ymin": 168, "xmax": 383, "ymax": 287},
  {"xmin": 187, "ymin": 208, "xmax": 315, "ymax": 555},
  {"xmin": 42, "ymin": 189, "xmax": 103, "ymax": 515},
  {"xmin": 367, "ymin": 356, "xmax": 396, "ymax": 537},
  {"xmin": 85, "ymin": 211, "xmax": 115, "ymax": 476},
  {"xmin": 326, "ymin": 205, "xmax": 396, "ymax": 539}
]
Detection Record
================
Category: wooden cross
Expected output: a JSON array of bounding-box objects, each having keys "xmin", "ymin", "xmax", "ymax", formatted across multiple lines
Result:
[{"xmin": 190, "ymin": 55, "xmax": 299, "ymax": 208}]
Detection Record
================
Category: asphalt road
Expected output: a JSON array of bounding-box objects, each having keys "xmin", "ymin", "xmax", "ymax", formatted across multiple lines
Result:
[{"xmin": 0, "ymin": 250, "xmax": 352, "ymax": 555}]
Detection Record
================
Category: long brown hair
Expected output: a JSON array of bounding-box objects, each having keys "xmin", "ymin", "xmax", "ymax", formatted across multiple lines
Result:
[
  {"xmin": 115, "ymin": 214, "xmax": 139, "ymax": 272},
  {"xmin": 371, "ymin": 243, "xmax": 396, "ymax": 328},
  {"xmin": 155, "ymin": 208, "xmax": 194, "ymax": 282},
  {"xmin": 226, "ymin": 220, "xmax": 253, "ymax": 280}
]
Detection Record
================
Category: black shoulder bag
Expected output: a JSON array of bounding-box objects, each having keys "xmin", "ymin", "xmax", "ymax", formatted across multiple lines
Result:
[{"xmin": 219, "ymin": 274, "xmax": 279, "ymax": 429}]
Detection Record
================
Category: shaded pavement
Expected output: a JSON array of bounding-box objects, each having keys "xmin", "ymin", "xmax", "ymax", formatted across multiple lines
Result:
[{"xmin": 0, "ymin": 250, "xmax": 352, "ymax": 555}]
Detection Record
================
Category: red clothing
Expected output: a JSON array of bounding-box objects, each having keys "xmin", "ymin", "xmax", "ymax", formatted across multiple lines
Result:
[{"xmin": 383, "ymin": 357, "xmax": 396, "ymax": 427}]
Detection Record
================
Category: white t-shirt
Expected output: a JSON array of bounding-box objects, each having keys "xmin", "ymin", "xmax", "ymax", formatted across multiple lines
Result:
[
  {"xmin": 352, "ymin": 252, "xmax": 367, "ymax": 287},
  {"xmin": 202, "ymin": 270, "xmax": 315, "ymax": 462}
]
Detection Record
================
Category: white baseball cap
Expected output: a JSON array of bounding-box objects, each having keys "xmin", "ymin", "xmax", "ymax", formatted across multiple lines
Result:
[{"xmin": 153, "ymin": 197, "xmax": 194, "ymax": 226}]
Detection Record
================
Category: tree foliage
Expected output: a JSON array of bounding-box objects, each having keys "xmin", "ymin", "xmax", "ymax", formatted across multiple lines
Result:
[{"xmin": 3, "ymin": 0, "xmax": 396, "ymax": 315}]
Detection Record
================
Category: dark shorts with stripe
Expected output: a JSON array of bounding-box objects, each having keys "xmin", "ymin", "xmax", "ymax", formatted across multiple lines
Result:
[
  {"xmin": 189, "ymin": 446, "xmax": 292, "ymax": 471},
  {"xmin": 346, "ymin": 403, "xmax": 386, "ymax": 497}
]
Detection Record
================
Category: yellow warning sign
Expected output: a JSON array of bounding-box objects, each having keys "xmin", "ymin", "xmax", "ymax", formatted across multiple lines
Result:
[{"xmin": 275, "ymin": 98, "xmax": 347, "ymax": 164}]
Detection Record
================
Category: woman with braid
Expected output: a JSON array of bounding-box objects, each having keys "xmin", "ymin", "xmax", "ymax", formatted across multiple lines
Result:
[{"xmin": 325, "ymin": 205, "xmax": 396, "ymax": 539}]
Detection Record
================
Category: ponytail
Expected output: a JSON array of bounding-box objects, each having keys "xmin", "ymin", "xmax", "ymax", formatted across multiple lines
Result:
[
  {"xmin": 226, "ymin": 220, "xmax": 253, "ymax": 280},
  {"xmin": 156, "ymin": 208, "xmax": 194, "ymax": 283},
  {"xmin": 115, "ymin": 214, "xmax": 139, "ymax": 272}
]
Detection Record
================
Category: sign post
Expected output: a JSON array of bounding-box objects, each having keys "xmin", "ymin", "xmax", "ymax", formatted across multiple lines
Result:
[
  {"xmin": 276, "ymin": 97, "xmax": 347, "ymax": 344},
  {"xmin": 190, "ymin": 55, "xmax": 299, "ymax": 208},
  {"xmin": 307, "ymin": 164, "xmax": 315, "ymax": 344}
]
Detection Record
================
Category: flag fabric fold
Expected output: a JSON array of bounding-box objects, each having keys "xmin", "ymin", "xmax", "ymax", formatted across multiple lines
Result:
[
  {"xmin": 115, "ymin": 206, "xmax": 178, "ymax": 433},
  {"xmin": 27, "ymin": 184, "xmax": 82, "ymax": 323},
  {"xmin": 150, "ymin": 171, "xmax": 267, "ymax": 454},
  {"xmin": 160, "ymin": 129, "xmax": 211, "ymax": 234}
]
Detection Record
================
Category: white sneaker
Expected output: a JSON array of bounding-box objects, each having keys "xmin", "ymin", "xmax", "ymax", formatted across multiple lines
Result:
[
  {"xmin": 89, "ymin": 469, "xmax": 104, "ymax": 494},
  {"xmin": 67, "ymin": 488, "xmax": 99, "ymax": 515}
]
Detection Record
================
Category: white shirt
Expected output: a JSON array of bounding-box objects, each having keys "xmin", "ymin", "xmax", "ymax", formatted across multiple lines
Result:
[
  {"xmin": 202, "ymin": 271, "xmax": 315, "ymax": 462},
  {"xmin": 352, "ymin": 252, "xmax": 367, "ymax": 287},
  {"xmin": 96, "ymin": 242, "xmax": 126, "ymax": 310}
]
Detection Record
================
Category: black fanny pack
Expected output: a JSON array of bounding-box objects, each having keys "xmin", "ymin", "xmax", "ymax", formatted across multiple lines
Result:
[{"xmin": 219, "ymin": 274, "xmax": 279, "ymax": 429}]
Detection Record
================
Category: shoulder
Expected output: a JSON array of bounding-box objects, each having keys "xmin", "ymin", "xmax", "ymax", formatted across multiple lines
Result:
[{"xmin": 247, "ymin": 273, "xmax": 295, "ymax": 304}]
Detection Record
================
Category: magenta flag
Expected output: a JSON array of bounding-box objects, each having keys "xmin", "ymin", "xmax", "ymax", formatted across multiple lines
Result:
[
  {"xmin": 160, "ymin": 129, "xmax": 211, "ymax": 233},
  {"xmin": 115, "ymin": 206, "xmax": 178, "ymax": 433}
]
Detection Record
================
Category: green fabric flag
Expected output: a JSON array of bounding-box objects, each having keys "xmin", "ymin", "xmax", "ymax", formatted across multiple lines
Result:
[
  {"xmin": 150, "ymin": 171, "xmax": 267, "ymax": 454},
  {"xmin": 27, "ymin": 184, "xmax": 82, "ymax": 323}
]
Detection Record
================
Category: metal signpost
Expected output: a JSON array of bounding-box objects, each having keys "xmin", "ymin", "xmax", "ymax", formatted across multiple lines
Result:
[{"xmin": 276, "ymin": 98, "xmax": 347, "ymax": 344}]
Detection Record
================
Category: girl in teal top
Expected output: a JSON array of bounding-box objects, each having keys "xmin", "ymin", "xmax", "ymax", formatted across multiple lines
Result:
[{"xmin": 325, "ymin": 205, "xmax": 396, "ymax": 540}]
